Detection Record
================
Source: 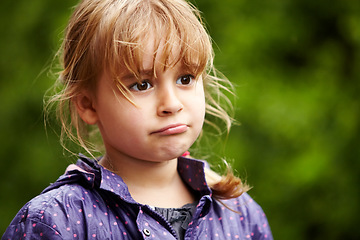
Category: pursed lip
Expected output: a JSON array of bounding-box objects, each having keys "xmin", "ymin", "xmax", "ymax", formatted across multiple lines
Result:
[{"xmin": 151, "ymin": 123, "xmax": 189, "ymax": 135}]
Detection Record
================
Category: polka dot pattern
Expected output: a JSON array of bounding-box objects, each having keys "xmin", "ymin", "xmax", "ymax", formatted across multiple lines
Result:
[{"xmin": 3, "ymin": 156, "xmax": 272, "ymax": 239}]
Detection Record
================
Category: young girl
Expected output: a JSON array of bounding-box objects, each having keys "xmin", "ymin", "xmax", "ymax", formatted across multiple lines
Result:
[{"xmin": 3, "ymin": 0, "xmax": 273, "ymax": 239}]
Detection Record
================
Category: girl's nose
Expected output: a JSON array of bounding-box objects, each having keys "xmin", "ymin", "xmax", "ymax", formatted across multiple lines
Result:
[{"xmin": 157, "ymin": 86, "xmax": 184, "ymax": 116}]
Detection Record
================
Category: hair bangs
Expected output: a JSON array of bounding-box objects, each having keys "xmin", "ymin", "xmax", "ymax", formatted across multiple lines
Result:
[{"xmin": 97, "ymin": 0, "xmax": 212, "ymax": 90}]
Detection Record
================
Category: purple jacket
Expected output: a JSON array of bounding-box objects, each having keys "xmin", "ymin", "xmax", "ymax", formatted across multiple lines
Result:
[{"xmin": 2, "ymin": 155, "xmax": 273, "ymax": 240}]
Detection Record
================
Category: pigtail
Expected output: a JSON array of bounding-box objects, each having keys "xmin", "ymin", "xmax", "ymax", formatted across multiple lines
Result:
[{"xmin": 205, "ymin": 167, "xmax": 250, "ymax": 200}]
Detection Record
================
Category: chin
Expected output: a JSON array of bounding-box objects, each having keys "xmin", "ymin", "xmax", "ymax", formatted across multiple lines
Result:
[{"xmin": 155, "ymin": 148, "xmax": 188, "ymax": 161}]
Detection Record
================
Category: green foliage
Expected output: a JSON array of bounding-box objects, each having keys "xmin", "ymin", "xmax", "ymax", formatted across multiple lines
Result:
[{"xmin": 1, "ymin": 0, "xmax": 359, "ymax": 239}]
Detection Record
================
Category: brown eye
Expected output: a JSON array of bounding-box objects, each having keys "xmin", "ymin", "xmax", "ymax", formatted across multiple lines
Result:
[
  {"xmin": 176, "ymin": 75, "xmax": 194, "ymax": 85},
  {"xmin": 130, "ymin": 80, "xmax": 152, "ymax": 91}
]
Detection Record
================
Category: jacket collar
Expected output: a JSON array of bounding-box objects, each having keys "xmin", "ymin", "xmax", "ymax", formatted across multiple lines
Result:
[{"xmin": 43, "ymin": 155, "xmax": 212, "ymax": 204}]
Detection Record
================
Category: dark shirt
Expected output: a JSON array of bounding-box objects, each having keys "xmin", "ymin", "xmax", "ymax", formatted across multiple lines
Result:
[{"xmin": 154, "ymin": 202, "xmax": 197, "ymax": 240}]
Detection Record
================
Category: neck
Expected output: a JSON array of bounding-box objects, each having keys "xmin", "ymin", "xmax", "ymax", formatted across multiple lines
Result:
[{"xmin": 99, "ymin": 153, "xmax": 195, "ymax": 208}]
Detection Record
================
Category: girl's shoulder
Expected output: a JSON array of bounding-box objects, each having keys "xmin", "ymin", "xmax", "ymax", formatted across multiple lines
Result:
[
  {"xmin": 220, "ymin": 192, "xmax": 268, "ymax": 219},
  {"xmin": 207, "ymin": 193, "xmax": 273, "ymax": 239},
  {"xmin": 3, "ymin": 157, "xmax": 133, "ymax": 239},
  {"xmin": 15, "ymin": 182, "xmax": 95, "ymax": 223},
  {"xmin": 1, "ymin": 183, "xmax": 77, "ymax": 238},
  {"xmin": 2, "ymin": 182, "xmax": 106, "ymax": 239}
]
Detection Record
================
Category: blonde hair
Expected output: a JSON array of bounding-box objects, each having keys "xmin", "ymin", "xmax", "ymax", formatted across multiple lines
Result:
[{"xmin": 46, "ymin": 0, "xmax": 249, "ymax": 199}]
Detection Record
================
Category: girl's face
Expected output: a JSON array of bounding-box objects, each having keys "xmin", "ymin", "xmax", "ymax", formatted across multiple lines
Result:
[{"xmin": 89, "ymin": 44, "xmax": 206, "ymax": 163}]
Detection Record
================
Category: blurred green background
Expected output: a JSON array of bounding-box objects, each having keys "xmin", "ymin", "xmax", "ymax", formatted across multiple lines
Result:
[{"xmin": 1, "ymin": 0, "xmax": 359, "ymax": 239}]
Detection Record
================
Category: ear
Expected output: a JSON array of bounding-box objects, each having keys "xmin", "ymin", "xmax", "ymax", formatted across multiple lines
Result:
[{"xmin": 73, "ymin": 91, "xmax": 98, "ymax": 125}]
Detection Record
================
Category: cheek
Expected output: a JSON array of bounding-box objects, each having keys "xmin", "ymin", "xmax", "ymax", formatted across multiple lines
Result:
[
  {"xmin": 197, "ymin": 100, "xmax": 206, "ymax": 126},
  {"xmin": 189, "ymin": 88, "xmax": 206, "ymax": 125},
  {"xmin": 115, "ymin": 104, "xmax": 147, "ymax": 129},
  {"xmin": 196, "ymin": 83, "xmax": 206, "ymax": 114},
  {"xmin": 99, "ymin": 107, "xmax": 146, "ymax": 148},
  {"xmin": 97, "ymin": 99, "xmax": 140, "ymax": 134}
]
